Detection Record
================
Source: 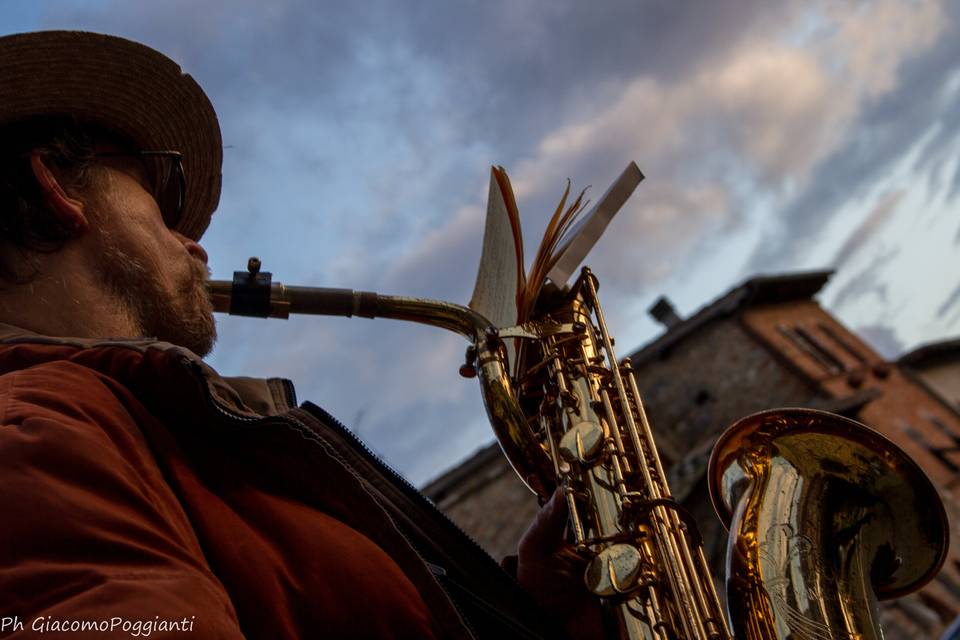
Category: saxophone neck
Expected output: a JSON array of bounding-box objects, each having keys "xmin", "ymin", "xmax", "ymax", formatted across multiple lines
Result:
[{"xmin": 206, "ymin": 277, "xmax": 494, "ymax": 340}]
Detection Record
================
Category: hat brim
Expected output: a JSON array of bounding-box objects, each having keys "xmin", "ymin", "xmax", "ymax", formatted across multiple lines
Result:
[{"xmin": 0, "ymin": 30, "xmax": 222, "ymax": 240}]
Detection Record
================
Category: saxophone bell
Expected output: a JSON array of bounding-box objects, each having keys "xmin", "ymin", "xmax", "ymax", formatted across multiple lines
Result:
[{"xmin": 709, "ymin": 408, "xmax": 949, "ymax": 640}]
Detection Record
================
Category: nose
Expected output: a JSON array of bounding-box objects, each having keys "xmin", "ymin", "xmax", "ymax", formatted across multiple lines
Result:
[{"xmin": 174, "ymin": 231, "xmax": 209, "ymax": 265}]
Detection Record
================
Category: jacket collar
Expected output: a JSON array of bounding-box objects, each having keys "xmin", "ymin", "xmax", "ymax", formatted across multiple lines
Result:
[{"xmin": 0, "ymin": 322, "xmax": 297, "ymax": 417}]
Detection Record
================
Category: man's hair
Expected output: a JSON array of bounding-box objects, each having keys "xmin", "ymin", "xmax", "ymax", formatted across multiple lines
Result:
[{"xmin": 0, "ymin": 117, "xmax": 98, "ymax": 283}]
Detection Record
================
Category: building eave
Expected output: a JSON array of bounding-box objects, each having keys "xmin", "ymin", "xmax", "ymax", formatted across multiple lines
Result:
[
  {"xmin": 898, "ymin": 338, "xmax": 960, "ymax": 368},
  {"xmin": 631, "ymin": 270, "xmax": 834, "ymax": 366}
]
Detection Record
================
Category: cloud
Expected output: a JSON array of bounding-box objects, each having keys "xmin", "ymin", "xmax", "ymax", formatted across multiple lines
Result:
[
  {"xmin": 381, "ymin": 204, "xmax": 485, "ymax": 300},
  {"xmin": 510, "ymin": 37, "xmax": 841, "ymax": 191},
  {"xmin": 37, "ymin": 0, "xmax": 953, "ymax": 297},
  {"xmin": 585, "ymin": 181, "xmax": 731, "ymax": 290},
  {"xmin": 938, "ymin": 284, "xmax": 960, "ymax": 320},
  {"xmin": 950, "ymin": 158, "xmax": 960, "ymax": 206},
  {"xmin": 828, "ymin": 247, "xmax": 899, "ymax": 311},
  {"xmin": 830, "ymin": 190, "xmax": 904, "ymax": 268},
  {"xmin": 393, "ymin": 0, "xmax": 789, "ymax": 151},
  {"xmin": 855, "ymin": 324, "xmax": 905, "ymax": 359},
  {"xmin": 482, "ymin": 0, "xmax": 953, "ymax": 316},
  {"xmin": 824, "ymin": 0, "xmax": 945, "ymax": 98},
  {"xmin": 746, "ymin": 0, "xmax": 957, "ymax": 272},
  {"xmin": 42, "ymin": 0, "xmax": 362, "ymax": 106}
]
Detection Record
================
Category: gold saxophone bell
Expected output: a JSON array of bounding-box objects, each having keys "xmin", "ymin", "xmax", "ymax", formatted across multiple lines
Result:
[{"xmin": 709, "ymin": 408, "xmax": 949, "ymax": 640}]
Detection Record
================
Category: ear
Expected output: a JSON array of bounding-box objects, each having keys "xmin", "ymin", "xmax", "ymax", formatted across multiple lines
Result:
[{"xmin": 29, "ymin": 152, "xmax": 89, "ymax": 234}]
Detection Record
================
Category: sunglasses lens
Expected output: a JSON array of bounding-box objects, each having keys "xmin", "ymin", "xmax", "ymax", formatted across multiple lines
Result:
[{"xmin": 151, "ymin": 156, "xmax": 184, "ymax": 228}]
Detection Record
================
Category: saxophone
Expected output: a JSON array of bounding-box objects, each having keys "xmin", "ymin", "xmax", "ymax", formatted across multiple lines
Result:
[{"xmin": 208, "ymin": 260, "xmax": 948, "ymax": 639}]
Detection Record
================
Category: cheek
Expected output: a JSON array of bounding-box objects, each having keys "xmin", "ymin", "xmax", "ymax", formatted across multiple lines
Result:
[
  {"xmin": 93, "ymin": 170, "xmax": 166, "ymax": 229},
  {"xmin": 86, "ymin": 173, "xmax": 195, "ymax": 282},
  {"xmin": 117, "ymin": 194, "xmax": 184, "ymax": 252}
]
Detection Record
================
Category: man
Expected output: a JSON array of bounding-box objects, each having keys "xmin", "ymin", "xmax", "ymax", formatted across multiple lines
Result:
[{"xmin": 0, "ymin": 31, "xmax": 600, "ymax": 638}]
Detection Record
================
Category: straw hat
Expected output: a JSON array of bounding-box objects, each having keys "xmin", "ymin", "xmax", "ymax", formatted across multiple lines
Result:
[{"xmin": 0, "ymin": 30, "xmax": 222, "ymax": 240}]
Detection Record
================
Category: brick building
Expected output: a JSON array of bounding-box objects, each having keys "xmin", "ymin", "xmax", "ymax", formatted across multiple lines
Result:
[{"xmin": 421, "ymin": 270, "xmax": 960, "ymax": 638}]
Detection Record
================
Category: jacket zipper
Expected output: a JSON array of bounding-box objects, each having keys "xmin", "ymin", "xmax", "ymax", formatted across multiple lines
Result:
[
  {"xmin": 297, "ymin": 401, "xmax": 545, "ymax": 640},
  {"xmin": 186, "ymin": 353, "xmax": 500, "ymax": 572},
  {"xmin": 278, "ymin": 408, "xmax": 484, "ymax": 640},
  {"xmin": 299, "ymin": 402, "xmax": 501, "ymax": 564},
  {"xmin": 185, "ymin": 359, "xmax": 543, "ymax": 638}
]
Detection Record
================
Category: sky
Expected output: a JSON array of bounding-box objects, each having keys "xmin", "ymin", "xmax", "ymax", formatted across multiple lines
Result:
[{"xmin": 4, "ymin": 0, "xmax": 959, "ymax": 486}]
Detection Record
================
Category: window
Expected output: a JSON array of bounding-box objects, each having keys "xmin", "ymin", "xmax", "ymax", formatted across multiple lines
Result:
[
  {"xmin": 817, "ymin": 322, "xmax": 869, "ymax": 364},
  {"xmin": 776, "ymin": 324, "xmax": 847, "ymax": 374}
]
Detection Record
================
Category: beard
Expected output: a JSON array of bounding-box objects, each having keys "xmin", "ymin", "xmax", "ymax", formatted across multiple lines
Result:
[{"xmin": 95, "ymin": 231, "xmax": 218, "ymax": 358}]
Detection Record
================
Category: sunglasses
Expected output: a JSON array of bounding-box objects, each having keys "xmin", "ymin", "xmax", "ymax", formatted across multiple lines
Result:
[{"xmin": 94, "ymin": 150, "xmax": 186, "ymax": 228}]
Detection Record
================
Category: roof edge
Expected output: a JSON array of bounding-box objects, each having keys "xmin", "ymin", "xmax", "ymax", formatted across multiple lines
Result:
[{"xmin": 630, "ymin": 269, "xmax": 834, "ymax": 366}]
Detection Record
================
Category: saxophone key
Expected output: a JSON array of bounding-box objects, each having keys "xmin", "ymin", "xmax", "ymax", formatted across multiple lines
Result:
[
  {"xmin": 585, "ymin": 543, "xmax": 643, "ymax": 596},
  {"xmin": 559, "ymin": 420, "xmax": 605, "ymax": 462}
]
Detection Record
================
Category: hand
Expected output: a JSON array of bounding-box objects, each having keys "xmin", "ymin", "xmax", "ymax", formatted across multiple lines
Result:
[{"xmin": 516, "ymin": 489, "xmax": 605, "ymax": 639}]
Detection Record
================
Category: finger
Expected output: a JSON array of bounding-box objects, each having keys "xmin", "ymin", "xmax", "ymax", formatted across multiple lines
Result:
[{"xmin": 519, "ymin": 488, "xmax": 569, "ymax": 557}]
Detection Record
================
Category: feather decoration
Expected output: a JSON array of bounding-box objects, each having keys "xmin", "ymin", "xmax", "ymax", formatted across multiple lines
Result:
[
  {"xmin": 520, "ymin": 181, "xmax": 589, "ymax": 323},
  {"xmin": 490, "ymin": 166, "xmax": 527, "ymax": 316},
  {"xmin": 489, "ymin": 166, "xmax": 589, "ymax": 325}
]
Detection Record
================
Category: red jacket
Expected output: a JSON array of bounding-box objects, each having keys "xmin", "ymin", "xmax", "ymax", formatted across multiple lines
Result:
[{"xmin": 0, "ymin": 326, "xmax": 548, "ymax": 639}]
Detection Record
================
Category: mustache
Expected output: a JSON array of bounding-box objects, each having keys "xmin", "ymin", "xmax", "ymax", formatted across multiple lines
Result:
[
  {"xmin": 182, "ymin": 257, "xmax": 212, "ymax": 295},
  {"xmin": 191, "ymin": 257, "xmax": 211, "ymax": 280}
]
